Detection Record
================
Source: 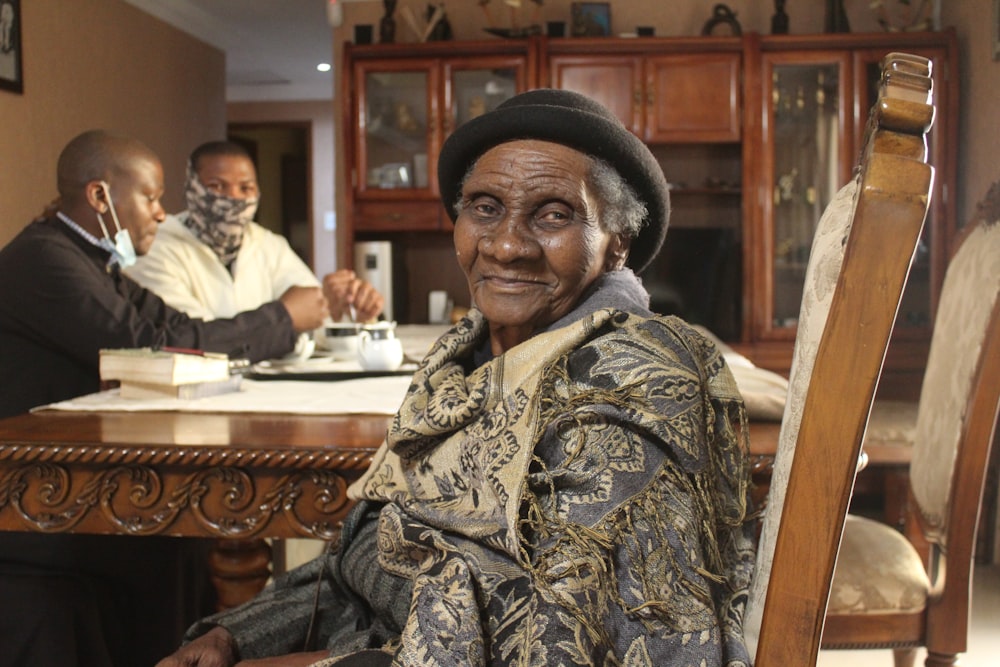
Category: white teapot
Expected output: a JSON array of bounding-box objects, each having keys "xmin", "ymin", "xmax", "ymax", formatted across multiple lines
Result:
[{"xmin": 357, "ymin": 321, "xmax": 404, "ymax": 371}]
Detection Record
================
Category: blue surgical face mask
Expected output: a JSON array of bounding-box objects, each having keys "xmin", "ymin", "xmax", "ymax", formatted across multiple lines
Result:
[{"xmin": 96, "ymin": 181, "xmax": 137, "ymax": 268}]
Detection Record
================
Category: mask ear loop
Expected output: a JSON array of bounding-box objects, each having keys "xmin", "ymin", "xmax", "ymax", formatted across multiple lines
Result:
[
  {"xmin": 94, "ymin": 182, "xmax": 114, "ymax": 241},
  {"xmin": 98, "ymin": 181, "xmax": 126, "ymax": 237}
]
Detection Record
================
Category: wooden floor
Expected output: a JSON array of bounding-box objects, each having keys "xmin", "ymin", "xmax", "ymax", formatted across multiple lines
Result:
[{"xmin": 817, "ymin": 564, "xmax": 1000, "ymax": 666}]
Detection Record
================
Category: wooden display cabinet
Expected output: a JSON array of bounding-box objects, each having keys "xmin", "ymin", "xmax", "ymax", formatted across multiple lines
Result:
[{"xmin": 341, "ymin": 31, "xmax": 958, "ymax": 390}]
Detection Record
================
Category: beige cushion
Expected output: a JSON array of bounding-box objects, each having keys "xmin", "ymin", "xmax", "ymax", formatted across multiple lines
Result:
[
  {"xmin": 726, "ymin": 360, "xmax": 789, "ymax": 422},
  {"xmin": 693, "ymin": 325, "xmax": 789, "ymax": 422},
  {"xmin": 743, "ymin": 179, "xmax": 860, "ymax": 653},
  {"xmin": 828, "ymin": 515, "xmax": 929, "ymax": 614},
  {"xmin": 864, "ymin": 399, "xmax": 918, "ymax": 447}
]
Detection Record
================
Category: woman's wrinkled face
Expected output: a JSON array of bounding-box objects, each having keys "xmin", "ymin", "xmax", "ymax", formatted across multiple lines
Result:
[{"xmin": 454, "ymin": 140, "xmax": 626, "ymax": 351}]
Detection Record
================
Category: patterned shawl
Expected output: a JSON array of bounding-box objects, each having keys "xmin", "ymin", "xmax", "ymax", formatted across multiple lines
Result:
[{"xmin": 338, "ymin": 288, "xmax": 755, "ymax": 665}]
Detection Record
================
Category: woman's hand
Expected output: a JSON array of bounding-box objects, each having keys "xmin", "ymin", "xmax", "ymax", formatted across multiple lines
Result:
[
  {"xmin": 235, "ymin": 652, "xmax": 330, "ymax": 666},
  {"xmin": 154, "ymin": 626, "xmax": 239, "ymax": 667},
  {"xmin": 155, "ymin": 627, "xmax": 328, "ymax": 667}
]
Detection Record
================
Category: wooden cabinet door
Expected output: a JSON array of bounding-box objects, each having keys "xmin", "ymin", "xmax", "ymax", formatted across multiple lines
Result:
[
  {"xmin": 352, "ymin": 57, "xmax": 440, "ymax": 204},
  {"xmin": 547, "ymin": 54, "xmax": 643, "ymax": 134},
  {"xmin": 645, "ymin": 52, "xmax": 741, "ymax": 142}
]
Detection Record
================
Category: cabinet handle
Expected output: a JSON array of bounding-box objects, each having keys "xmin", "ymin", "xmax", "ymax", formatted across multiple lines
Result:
[
  {"xmin": 647, "ymin": 89, "xmax": 654, "ymax": 107},
  {"xmin": 382, "ymin": 212, "xmax": 404, "ymax": 221},
  {"xmin": 634, "ymin": 88, "xmax": 642, "ymax": 107}
]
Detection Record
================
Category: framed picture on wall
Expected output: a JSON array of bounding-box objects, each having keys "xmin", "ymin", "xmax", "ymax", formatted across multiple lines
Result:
[
  {"xmin": 0, "ymin": 0, "xmax": 23, "ymax": 94},
  {"xmin": 571, "ymin": 2, "xmax": 611, "ymax": 37}
]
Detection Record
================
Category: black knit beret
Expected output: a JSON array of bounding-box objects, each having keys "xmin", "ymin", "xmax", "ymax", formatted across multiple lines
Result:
[{"xmin": 437, "ymin": 88, "xmax": 670, "ymax": 275}]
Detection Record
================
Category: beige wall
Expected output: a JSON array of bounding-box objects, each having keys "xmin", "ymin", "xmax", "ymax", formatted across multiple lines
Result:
[
  {"xmin": 941, "ymin": 0, "xmax": 1000, "ymax": 232},
  {"xmin": 0, "ymin": 0, "xmax": 225, "ymax": 247},
  {"xmin": 227, "ymin": 101, "xmax": 338, "ymax": 277}
]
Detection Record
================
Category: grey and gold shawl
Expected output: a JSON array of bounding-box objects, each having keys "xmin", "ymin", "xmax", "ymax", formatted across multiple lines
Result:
[
  {"xmin": 192, "ymin": 271, "xmax": 755, "ymax": 667},
  {"xmin": 343, "ymin": 309, "xmax": 754, "ymax": 665}
]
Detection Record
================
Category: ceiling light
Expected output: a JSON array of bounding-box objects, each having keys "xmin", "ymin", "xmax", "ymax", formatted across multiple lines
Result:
[{"xmin": 317, "ymin": 63, "xmax": 332, "ymax": 72}]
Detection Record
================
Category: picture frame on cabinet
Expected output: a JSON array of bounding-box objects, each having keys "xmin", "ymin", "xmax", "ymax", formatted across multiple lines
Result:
[
  {"xmin": 0, "ymin": 0, "xmax": 22, "ymax": 94},
  {"xmin": 571, "ymin": 2, "xmax": 611, "ymax": 37}
]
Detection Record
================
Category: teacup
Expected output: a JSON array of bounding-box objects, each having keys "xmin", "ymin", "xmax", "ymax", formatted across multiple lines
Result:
[
  {"xmin": 281, "ymin": 333, "xmax": 316, "ymax": 364},
  {"xmin": 316, "ymin": 322, "xmax": 362, "ymax": 360},
  {"xmin": 357, "ymin": 322, "xmax": 403, "ymax": 371}
]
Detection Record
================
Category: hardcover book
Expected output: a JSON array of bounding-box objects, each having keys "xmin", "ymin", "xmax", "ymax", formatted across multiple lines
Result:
[{"xmin": 99, "ymin": 347, "xmax": 231, "ymax": 386}]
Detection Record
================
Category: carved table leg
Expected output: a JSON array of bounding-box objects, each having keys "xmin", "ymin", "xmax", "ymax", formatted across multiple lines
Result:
[{"xmin": 208, "ymin": 538, "xmax": 272, "ymax": 611}]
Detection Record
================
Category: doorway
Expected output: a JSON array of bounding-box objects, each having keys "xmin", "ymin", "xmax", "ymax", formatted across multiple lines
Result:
[{"xmin": 227, "ymin": 123, "xmax": 313, "ymax": 268}]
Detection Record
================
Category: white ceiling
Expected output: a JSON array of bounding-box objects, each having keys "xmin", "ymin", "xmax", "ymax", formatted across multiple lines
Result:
[{"xmin": 122, "ymin": 0, "xmax": 337, "ymax": 102}]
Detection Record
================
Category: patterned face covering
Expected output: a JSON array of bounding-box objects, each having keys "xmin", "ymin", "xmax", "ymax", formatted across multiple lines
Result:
[{"xmin": 182, "ymin": 164, "xmax": 259, "ymax": 266}]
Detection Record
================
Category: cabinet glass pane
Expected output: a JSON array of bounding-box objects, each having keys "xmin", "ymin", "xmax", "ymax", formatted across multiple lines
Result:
[
  {"xmin": 771, "ymin": 64, "xmax": 841, "ymax": 327},
  {"xmin": 451, "ymin": 68, "xmax": 518, "ymax": 128},
  {"xmin": 364, "ymin": 71, "xmax": 429, "ymax": 190}
]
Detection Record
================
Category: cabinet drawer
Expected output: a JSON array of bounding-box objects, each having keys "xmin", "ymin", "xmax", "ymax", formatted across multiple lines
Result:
[{"xmin": 354, "ymin": 200, "xmax": 443, "ymax": 232}]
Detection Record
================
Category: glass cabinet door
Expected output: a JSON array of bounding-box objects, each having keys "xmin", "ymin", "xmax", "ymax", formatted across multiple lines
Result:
[
  {"xmin": 355, "ymin": 63, "xmax": 436, "ymax": 196},
  {"xmin": 446, "ymin": 65, "xmax": 519, "ymax": 134},
  {"xmin": 760, "ymin": 52, "xmax": 852, "ymax": 339}
]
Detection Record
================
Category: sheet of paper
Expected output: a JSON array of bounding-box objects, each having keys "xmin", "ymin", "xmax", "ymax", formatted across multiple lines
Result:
[{"xmin": 36, "ymin": 376, "xmax": 413, "ymax": 415}]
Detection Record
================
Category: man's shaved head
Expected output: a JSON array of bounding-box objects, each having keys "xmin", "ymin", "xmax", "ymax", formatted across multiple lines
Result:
[{"xmin": 56, "ymin": 130, "xmax": 159, "ymax": 203}]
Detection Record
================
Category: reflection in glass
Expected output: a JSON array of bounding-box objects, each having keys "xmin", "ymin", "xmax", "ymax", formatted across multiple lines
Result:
[
  {"xmin": 451, "ymin": 68, "xmax": 517, "ymax": 129},
  {"xmin": 364, "ymin": 71, "xmax": 428, "ymax": 189},
  {"xmin": 771, "ymin": 64, "xmax": 840, "ymax": 327}
]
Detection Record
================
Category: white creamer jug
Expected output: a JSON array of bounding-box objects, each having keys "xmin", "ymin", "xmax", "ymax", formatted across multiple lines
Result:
[{"xmin": 357, "ymin": 322, "xmax": 403, "ymax": 371}]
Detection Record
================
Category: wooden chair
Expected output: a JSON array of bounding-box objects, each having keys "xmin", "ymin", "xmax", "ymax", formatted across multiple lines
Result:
[
  {"xmin": 820, "ymin": 183, "xmax": 1000, "ymax": 666},
  {"xmin": 742, "ymin": 53, "xmax": 937, "ymax": 666}
]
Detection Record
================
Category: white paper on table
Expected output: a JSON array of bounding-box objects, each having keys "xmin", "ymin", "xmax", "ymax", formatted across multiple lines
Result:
[{"xmin": 35, "ymin": 376, "xmax": 413, "ymax": 416}]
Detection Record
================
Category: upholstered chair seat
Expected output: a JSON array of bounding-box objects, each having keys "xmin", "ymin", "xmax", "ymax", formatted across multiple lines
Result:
[{"xmin": 828, "ymin": 515, "xmax": 929, "ymax": 615}]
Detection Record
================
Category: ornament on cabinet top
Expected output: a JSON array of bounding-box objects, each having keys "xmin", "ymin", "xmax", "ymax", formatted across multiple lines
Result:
[
  {"xmin": 481, "ymin": 0, "xmax": 545, "ymax": 39},
  {"xmin": 870, "ymin": 0, "xmax": 936, "ymax": 32},
  {"xmin": 702, "ymin": 4, "xmax": 742, "ymax": 37},
  {"xmin": 772, "ymin": 0, "xmax": 789, "ymax": 35}
]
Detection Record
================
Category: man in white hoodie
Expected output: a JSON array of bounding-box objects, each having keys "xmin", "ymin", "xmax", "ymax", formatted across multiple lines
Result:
[{"xmin": 127, "ymin": 140, "xmax": 383, "ymax": 325}]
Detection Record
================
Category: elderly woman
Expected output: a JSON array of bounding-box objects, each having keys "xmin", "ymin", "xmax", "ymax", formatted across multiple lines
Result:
[{"xmin": 157, "ymin": 90, "xmax": 754, "ymax": 667}]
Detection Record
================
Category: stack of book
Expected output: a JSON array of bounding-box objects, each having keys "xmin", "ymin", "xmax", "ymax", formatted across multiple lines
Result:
[{"xmin": 99, "ymin": 347, "xmax": 242, "ymax": 399}]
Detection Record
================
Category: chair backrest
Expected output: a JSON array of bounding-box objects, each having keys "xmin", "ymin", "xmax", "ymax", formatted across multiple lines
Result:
[
  {"xmin": 743, "ymin": 53, "xmax": 937, "ymax": 666},
  {"xmin": 908, "ymin": 184, "xmax": 1000, "ymax": 651}
]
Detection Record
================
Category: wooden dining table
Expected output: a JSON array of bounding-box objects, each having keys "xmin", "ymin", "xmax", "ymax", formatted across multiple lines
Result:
[
  {"xmin": 13, "ymin": 384, "xmax": 924, "ymax": 623},
  {"xmin": 0, "ymin": 408, "xmax": 392, "ymax": 607}
]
